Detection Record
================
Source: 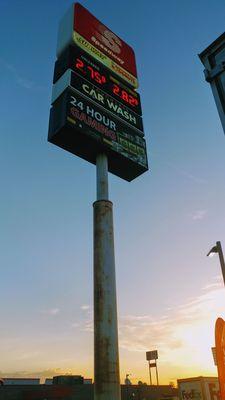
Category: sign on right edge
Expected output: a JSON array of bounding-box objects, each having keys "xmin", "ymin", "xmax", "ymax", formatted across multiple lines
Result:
[{"xmin": 215, "ymin": 318, "xmax": 225, "ymax": 400}]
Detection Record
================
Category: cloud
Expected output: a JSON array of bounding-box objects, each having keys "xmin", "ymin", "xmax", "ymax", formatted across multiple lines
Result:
[
  {"xmin": 177, "ymin": 169, "xmax": 207, "ymax": 184},
  {"xmin": 17, "ymin": 351, "xmax": 40, "ymax": 360},
  {"xmin": 4, "ymin": 277, "xmax": 222, "ymax": 382},
  {"xmin": 0, "ymin": 58, "xmax": 46, "ymax": 91},
  {"xmin": 41, "ymin": 308, "xmax": 60, "ymax": 316},
  {"xmin": 116, "ymin": 276, "xmax": 225, "ymax": 378},
  {"xmin": 48, "ymin": 308, "xmax": 60, "ymax": 315},
  {"xmin": 154, "ymin": 155, "xmax": 207, "ymax": 184},
  {"xmin": 65, "ymin": 276, "xmax": 225, "ymax": 380},
  {"xmin": 81, "ymin": 305, "xmax": 90, "ymax": 311},
  {"xmin": 71, "ymin": 322, "xmax": 80, "ymax": 328},
  {"xmin": 77, "ymin": 305, "xmax": 93, "ymax": 331},
  {"xmin": 191, "ymin": 209, "xmax": 207, "ymax": 220},
  {"xmin": 76, "ymin": 276, "xmax": 225, "ymax": 367},
  {"xmin": 202, "ymin": 282, "xmax": 223, "ymax": 291},
  {"xmin": 0, "ymin": 368, "xmax": 69, "ymax": 379},
  {"xmin": 82, "ymin": 320, "xmax": 93, "ymax": 333}
]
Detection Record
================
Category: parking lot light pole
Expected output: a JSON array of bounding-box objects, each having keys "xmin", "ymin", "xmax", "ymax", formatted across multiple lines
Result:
[{"xmin": 207, "ymin": 241, "xmax": 225, "ymax": 285}]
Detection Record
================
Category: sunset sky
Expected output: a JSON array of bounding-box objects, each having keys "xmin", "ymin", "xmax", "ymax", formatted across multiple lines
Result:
[{"xmin": 1, "ymin": 0, "xmax": 225, "ymax": 385}]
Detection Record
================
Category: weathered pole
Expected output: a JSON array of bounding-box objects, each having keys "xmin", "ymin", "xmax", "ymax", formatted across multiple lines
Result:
[{"xmin": 93, "ymin": 153, "xmax": 121, "ymax": 400}]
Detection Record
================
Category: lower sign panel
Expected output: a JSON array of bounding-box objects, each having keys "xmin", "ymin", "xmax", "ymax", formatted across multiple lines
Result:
[{"xmin": 48, "ymin": 88, "xmax": 148, "ymax": 181}]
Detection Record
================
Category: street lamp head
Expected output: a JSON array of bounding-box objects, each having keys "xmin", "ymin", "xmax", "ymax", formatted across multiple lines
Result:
[
  {"xmin": 207, "ymin": 245, "xmax": 219, "ymax": 257},
  {"xmin": 206, "ymin": 242, "xmax": 225, "ymax": 286}
]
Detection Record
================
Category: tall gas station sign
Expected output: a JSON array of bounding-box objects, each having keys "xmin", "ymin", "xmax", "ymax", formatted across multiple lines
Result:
[
  {"xmin": 49, "ymin": 3, "xmax": 148, "ymax": 181},
  {"xmin": 48, "ymin": 4, "xmax": 148, "ymax": 400},
  {"xmin": 56, "ymin": 3, "xmax": 138, "ymax": 88}
]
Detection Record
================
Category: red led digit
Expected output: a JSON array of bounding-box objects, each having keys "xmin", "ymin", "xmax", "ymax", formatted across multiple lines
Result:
[
  {"xmin": 87, "ymin": 66, "xmax": 106, "ymax": 85},
  {"xmin": 113, "ymin": 84, "xmax": 120, "ymax": 95},
  {"xmin": 121, "ymin": 90, "xmax": 129, "ymax": 103},
  {"xmin": 129, "ymin": 95, "xmax": 139, "ymax": 107},
  {"xmin": 101, "ymin": 75, "xmax": 106, "ymax": 84},
  {"xmin": 87, "ymin": 66, "xmax": 95, "ymax": 79},
  {"xmin": 76, "ymin": 58, "xmax": 84, "ymax": 71},
  {"xmin": 94, "ymin": 71, "xmax": 103, "ymax": 84}
]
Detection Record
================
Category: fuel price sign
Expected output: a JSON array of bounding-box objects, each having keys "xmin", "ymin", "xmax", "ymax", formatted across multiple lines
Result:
[
  {"xmin": 49, "ymin": 3, "xmax": 148, "ymax": 182},
  {"xmin": 53, "ymin": 46, "xmax": 142, "ymax": 116},
  {"xmin": 52, "ymin": 70, "xmax": 144, "ymax": 133}
]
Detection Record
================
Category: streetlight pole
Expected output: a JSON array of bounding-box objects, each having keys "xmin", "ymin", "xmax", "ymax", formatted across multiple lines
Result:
[
  {"xmin": 216, "ymin": 242, "xmax": 225, "ymax": 285},
  {"xmin": 207, "ymin": 241, "xmax": 225, "ymax": 285}
]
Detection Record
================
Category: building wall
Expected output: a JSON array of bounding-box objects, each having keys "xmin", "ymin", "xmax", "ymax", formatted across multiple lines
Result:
[
  {"xmin": 1, "ymin": 379, "xmax": 40, "ymax": 386},
  {"xmin": 44, "ymin": 378, "xmax": 92, "ymax": 385},
  {"xmin": 0, "ymin": 384, "xmax": 178, "ymax": 400}
]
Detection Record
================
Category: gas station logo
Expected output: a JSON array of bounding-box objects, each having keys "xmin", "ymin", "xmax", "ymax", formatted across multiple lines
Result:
[
  {"xmin": 91, "ymin": 25, "xmax": 124, "ymax": 67},
  {"xmin": 93, "ymin": 25, "xmax": 122, "ymax": 56}
]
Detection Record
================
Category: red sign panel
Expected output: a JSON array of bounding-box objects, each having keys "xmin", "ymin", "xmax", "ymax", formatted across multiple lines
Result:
[
  {"xmin": 215, "ymin": 318, "xmax": 225, "ymax": 400},
  {"xmin": 74, "ymin": 3, "xmax": 137, "ymax": 79}
]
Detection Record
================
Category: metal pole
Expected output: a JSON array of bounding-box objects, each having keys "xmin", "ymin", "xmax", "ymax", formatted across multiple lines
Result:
[
  {"xmin": 155, "ymin": 360, "xmax": 159, "ymax": 386},
  {"xmin": 96, "ymin": 153, "xmax": 108, "ymax": 200},
  {"xmin": 216, "ymin": 241, "xmax": 225, "ymax": 286},
  {"xmin": 94, "ymin": 153, "xmax": 121, "ymax": 400},
  {"xmin": 148, "ymin": 361, "xmax": 152, "ymax": 386}
]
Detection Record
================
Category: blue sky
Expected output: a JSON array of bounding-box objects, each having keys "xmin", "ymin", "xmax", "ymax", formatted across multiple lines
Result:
[{"xmin": 1, "ymin": 0, "xmax": 225, "ymax": 384}]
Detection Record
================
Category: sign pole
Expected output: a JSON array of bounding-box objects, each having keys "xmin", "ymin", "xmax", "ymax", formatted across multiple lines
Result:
[
  {"xmin": 155, "ymin": 360, "xmax": 159, "ymax": 386},
  {"xmin": 148, "ymin": 361, "xmax": 152, "ymax": 386},
  {"xmin": 50, "ymin": 5, "xmax": 148, "ymax": 399},
  {"xmin": 93, "ymin": 153, "xmax": 121, "ymax": 400}
]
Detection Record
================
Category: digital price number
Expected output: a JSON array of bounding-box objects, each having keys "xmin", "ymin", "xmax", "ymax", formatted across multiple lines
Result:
[
  {"xmin": 74, "ymin": 58, "xmax": 141, "ymax": 115},
  {"xmin": 112, "ymin": 83, "xmax": 139, "ymax": 107},
  {"xmin": 53, "ymin": 46, "xmax": 142, "ymax": 116},
  {"xmin": 75, "ymin": 58, "xmax": 107, "ymax": 85}
]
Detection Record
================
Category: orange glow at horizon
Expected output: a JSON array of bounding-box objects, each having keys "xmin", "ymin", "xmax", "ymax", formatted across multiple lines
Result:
[{"xmin": 1, "ymin": 279, "xmax": 223, "ymax": 386}]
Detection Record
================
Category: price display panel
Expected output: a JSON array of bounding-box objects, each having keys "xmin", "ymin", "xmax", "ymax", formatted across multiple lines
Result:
[
  {"xmin": 52, "ymin": 70, "xmax": 144, "ymax": 133},
  {"xmin": 53, "ymin": 46, "xmax": 142, "ymax": 116},
  {"xmin": 48, "ymin": 88, "xmax": 148, "ymax": 181}
]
